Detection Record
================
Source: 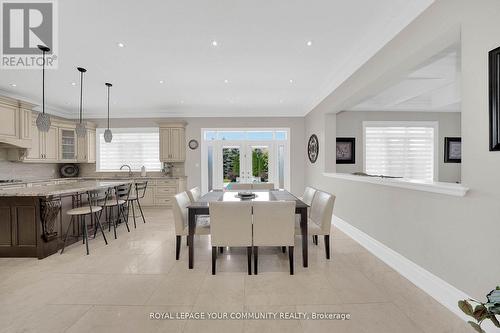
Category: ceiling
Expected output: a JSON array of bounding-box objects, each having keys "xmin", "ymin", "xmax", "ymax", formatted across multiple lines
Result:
[
  {"xmin": 0, "ymin": 0, "xmax": 434, "ymax": 119},
  {"xmin": 348, "ymin": 46, "xmax": 461, "ymax": 112}
]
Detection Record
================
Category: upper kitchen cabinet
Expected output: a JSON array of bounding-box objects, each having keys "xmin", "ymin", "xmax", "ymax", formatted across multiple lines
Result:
[
  {"xmin": 59, "ymin": 127, "xmax": 77, "ymax": 162},
  {"xmin": 77, "ymin": 128, "xmax": 96, "ymax": 163},
  {"xmin": 0, "ymin": 96, "xmax": 34, "ymax": 149},
  {"xmin": 159, "ymin": 122, "xmax": 186, "ymax": 162}
]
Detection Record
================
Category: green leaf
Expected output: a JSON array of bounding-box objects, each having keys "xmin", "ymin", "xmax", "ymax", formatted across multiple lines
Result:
[
  {"xmin": 489, "ymin": 315, "xmax": 500, "ymax": 328},
  {"xmin": 496, "ymin": 286, "xmax": 499, "ymax": 291},
  {"xmin": 459, "ymin": 300, "xmax": 474, "ymax": 316},
  {"xmin": 473, "ymin": 305, "xmax": 488, "ymax": 321},
  {"xmin": 468, "ymin": 321, "xmax": 486, "ymax": 333}
]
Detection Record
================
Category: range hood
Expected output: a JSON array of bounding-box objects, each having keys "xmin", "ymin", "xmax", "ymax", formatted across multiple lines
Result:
[{"xmin": 0, "ymin": 137, "xmax": 32, "ymax": 149}]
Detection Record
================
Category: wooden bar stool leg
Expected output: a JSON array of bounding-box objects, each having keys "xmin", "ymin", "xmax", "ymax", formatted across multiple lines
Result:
[
  {"xmin": 137, "ymin": 199, "xmax": 146, "ymax": 224},
  {"xmin": 131, "ymin": 200, "xmax": 137, "ymax": 228}
]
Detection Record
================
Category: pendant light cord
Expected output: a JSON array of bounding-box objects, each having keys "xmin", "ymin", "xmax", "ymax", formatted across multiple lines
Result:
[
  {"xmin": 107, "ymin": 85, "xmax": 110, "ymax": 129},
  {"xmin": 79, "ymin": 71, "xmax": 83, "ymax": 123},
  {"xmin": 42, "ymin": 50, "xmax": 45, "ymax": 115}
]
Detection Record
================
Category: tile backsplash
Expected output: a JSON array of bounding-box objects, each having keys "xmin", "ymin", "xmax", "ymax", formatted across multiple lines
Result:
[{"xmin": 0, "ymin": 156, "xmax": 59, "ymax": 181}]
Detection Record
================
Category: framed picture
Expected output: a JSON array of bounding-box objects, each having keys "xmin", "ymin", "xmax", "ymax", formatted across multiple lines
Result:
[
  {"xmin": 489, "ymin": 46, "xmax": 500, "ymax": 151},
  {"xmin": 336, "ymin": 137, "xmax": 355, "ymax": 164},
  {"xmin": 444, "ymin": 137, "xmax": 462, "ymax": 163}
]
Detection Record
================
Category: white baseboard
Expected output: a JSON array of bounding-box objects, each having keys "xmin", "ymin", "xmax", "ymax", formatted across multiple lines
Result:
[{"xmin": 332, "ymin": 215, "xmax": 495, "ymax": 332}]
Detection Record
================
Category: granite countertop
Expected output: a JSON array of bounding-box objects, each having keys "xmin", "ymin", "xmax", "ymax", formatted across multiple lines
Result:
[
  {"xmin": 0, "ymin": 175, "xmax": 186, "ymax": 187},
  {"xmin": 0, "ymin": 180, "xmax": 132, "ymax": 197}
]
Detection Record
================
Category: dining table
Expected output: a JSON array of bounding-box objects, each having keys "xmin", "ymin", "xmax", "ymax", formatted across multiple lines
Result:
[{"xmin": 186, "ymin": 189, "xmax": 309, "ymax": 269}]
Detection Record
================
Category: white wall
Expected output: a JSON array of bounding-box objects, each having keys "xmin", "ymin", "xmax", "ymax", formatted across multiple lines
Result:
[
  {"xmin": 336, "ymin": 110, "xmax": 461, "ymax": 183},
  {"xmin": 305, "ymin": 0, "xmax": 500, "ymax": 299},
  {"xmin": 88, "ymin": 116, "xmax": 305, "ymax": 196}
]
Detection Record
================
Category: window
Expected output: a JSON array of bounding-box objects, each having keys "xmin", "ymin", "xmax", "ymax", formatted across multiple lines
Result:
[
  {"xmin": 363, "ymin": 121, "xmax": 437, "ymax": 181},
  {"xmin": 96, "ymin": 128, "xmax": 161, "ymax": 171}
]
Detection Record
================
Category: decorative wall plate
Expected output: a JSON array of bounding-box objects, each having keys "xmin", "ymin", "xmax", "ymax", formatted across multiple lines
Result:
[
  {"xmin": 188, "ymin": 139, "xmax": 199, "ymax": 150},
  {"xmin": 308, "ymin": 134, "xmax": 319, "ymax": 163}
]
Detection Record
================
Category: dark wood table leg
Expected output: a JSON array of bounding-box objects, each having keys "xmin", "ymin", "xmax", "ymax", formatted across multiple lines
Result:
[
  {"xmin": 300, "ymin": 207, "xmax": 308, "ymax": 267},
  {"xmin": 188, "ymin": 208, "xmax": 195, "ymax": 269}
]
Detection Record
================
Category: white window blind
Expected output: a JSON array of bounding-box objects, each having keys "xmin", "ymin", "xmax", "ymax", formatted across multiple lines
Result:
[
  {"xmin": 96, "ymin": 128, "xmax": 161, "ymax": 171},
  {"xmin": 364, "ymin": 122, "xmax": 436, "ymax": 181}
]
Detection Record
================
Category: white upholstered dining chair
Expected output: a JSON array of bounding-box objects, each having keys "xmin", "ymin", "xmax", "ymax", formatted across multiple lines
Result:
[
  {"xmin": 209, "ymin": 201, "xmax": 253, "ymax": 275},
  {"xmin": 173, "ymin": 191, "xmax": 210, "ymax": 260},
  {"xmin": 230, "ymin": 183, "xmax": 252, "ymax": 190},
  {"xmin": 295, "ymin": 190, "xmax": 335, "ymax": 259},
  {"xmin": 252, "ymin": 183, "xmax": 275, "ymax": 190},
  {"xmin": 187, "ymin": 186, "xmax": 201, "ymax": 202},
  {"xmin": 299, "ymin": 186, "xmax": 317, "ymax": 207},
  {"xmin": 253, "ymin": 201, "xmax": 296, "ymax": 274}
]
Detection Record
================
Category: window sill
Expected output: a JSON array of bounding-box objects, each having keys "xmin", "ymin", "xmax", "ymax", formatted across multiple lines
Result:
[{"xmin": 322, "ymin": 172, "xmax": 469, "ymax": 197}]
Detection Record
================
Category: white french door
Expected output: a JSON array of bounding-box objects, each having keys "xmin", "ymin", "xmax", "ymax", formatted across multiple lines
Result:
[{"xmin": 201, "ymin": 129, "xmax": 290, "ymax": 192}]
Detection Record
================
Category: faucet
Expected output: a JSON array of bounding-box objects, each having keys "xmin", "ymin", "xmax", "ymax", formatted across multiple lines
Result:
[{"xmin": 120, "ymin": 165, "xmax": 133, "ymax": 177}]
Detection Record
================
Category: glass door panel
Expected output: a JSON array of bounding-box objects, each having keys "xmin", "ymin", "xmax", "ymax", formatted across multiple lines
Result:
[
  {"xmin": 222, "ymin": 146, "xmax": 242, "ymax": 188},
  {"xmin": 250, "ymin": 146, "xmax": 269, "ymax": 183}
]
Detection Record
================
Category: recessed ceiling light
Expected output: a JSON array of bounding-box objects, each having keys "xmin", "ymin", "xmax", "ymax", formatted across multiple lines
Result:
[
  {"xmin": 306, "ymin": 40, "xmax": 313, "ymax": 46},
  {"xmin": 117, "ymin": 42, "xmax": 125, "ymax": 48},
  {"xmin": 211, "ymin": 40, "xmax": 218, "ymax": 47},
  {"xmin": 224, "ymin": 79, "xmax": 229, "ymax": 84},
  {"xmin": 159, "ymin": 80, "xmax": 164, "ymax": 84},
  {"xmin": 289, "ymin": 79, "xmax": 294, "ymax": 84},
  {"xmin": 71, "ymin": 82, "xmax": 76, "ymax": 86},
  {"xmin": 10, "ymin": 83, "xmax": 16, "ymax": 87}
]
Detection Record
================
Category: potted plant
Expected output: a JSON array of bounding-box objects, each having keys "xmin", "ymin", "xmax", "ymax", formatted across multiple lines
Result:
[{"xmin": 458, "ymin": 286, "xmax": 500, "ymax": 332}]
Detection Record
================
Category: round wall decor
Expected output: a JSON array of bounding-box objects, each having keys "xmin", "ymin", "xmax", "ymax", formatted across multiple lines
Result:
[
  {"xmin": 308, "ymin": 134, "xmax": 319, "ymax": 163},
  {"xmin": 188, "ymin": 139, "xmax": 199, "ymax": 150}
]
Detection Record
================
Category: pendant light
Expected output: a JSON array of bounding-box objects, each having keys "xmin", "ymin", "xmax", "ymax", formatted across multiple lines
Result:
[
  {"xmin": 75, "ymin": 67, "xmax": 87, "ymax": 137},
  {"xmin": 36, "ymin": 45, "xmax": 51, "ymax": 132},
  {"xmin": 104, "ymin": 83, "xmax": 113, "ymax": 143}
]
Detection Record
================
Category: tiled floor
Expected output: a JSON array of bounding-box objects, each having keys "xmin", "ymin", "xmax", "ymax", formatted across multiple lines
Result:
[{"xmin": 0, "ymin": 208, "xmax": 472, "ymax": 333}]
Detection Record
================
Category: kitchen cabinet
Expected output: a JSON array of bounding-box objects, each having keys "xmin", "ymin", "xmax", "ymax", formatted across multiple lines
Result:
[
  {"xmin": 77, "ymin": 129, "xmax": 96, "ymax": 163},
  {"xmin": 0, "ymin": 97, "xmax": 33, "ymax": 148},
  {"xmin": 59, "ymin": 128, "xmax": 77, "ymax": 162},
  {"xmin": 23, "ymin": 119, "xmax": 58, "ymax": 162},
  {"xmin": 159, "ymin": 123, "xmax": 186, "ymax": 162}
]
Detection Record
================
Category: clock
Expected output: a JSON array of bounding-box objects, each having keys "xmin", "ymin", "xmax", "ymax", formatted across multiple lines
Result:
[
  {"xmin": 308, "ymin": 134, "xmax": 319, "ymax": 163},
  {"xmin": 188, "ymin": 139, "xmax": 199, "ymax": 150}
]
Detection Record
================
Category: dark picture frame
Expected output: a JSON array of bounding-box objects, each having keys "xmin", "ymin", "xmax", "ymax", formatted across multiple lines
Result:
[
  {"xmin": 336, "ymin": 137, "xmax": 355, "ymax": 164},
  {"xmin": 489, "ymin": 46, "xmax": 500, "ymax": 151},
  {"xmin": 444, "ymin": 137, "xmax": 462, "ymax": 163},
  {"xmin": 307, "ymin": 134, "xmax": 319, "ymax": 163}
]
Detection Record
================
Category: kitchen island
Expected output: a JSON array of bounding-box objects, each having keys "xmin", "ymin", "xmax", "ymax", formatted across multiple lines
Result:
[{"xmin": 0, "ymin": 180, "xmax": 131, "ymax": 259}]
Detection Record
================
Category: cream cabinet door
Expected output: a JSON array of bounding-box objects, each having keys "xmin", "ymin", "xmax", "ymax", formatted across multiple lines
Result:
[
  {"xmin": 169, "ymin": 128, "xmax": 185, "ymax": 161},
  {"xmin": 159, "ymin": 128, "xmax": 171, "ymax": 161},
  {"xmin": 43, "ymin": 126, "xmax": 59, "ymax": 162},
  {"xmin": 0, "ymin": 104, "xmax": 19, "ymax": 138},
  {"xmin": 59, "ymin": 128, "xmax": 77, "ymax": 161},
  {"xmin": 77, "ymin": 135, "xmax": 87, "ymax": 162},
  {"xmin": 86, "ymin": 129, "xmax": 96, "ymax": 162},
  {"xmin": 25, "ymin": 122, "xmax": 41, "ymax": 160},
  {"xmin": 141, "ymin": 185, "xmax": 155, "ymax": 206}
]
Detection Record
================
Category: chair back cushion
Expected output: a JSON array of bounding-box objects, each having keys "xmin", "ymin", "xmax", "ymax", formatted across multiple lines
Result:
[
  {"xmin": 209, "ymin": 201, "xmax": 252, "ymax": 246},
  {"xmin": 173, "ymin": 192, "xmax": 191, "ymax": 235},
  {"xmin": 253, "ymin": 201, "xmax": 295, "ymax": 246},
  {"xmin": 188, "ymin": 187, "xmax": 201, "ymax": 202},
  {"xmin": 252, "ymin": 183, "xmax": 275, "ymax": 190},
  {"xmin": 230, "ymin": 183, "xmax": 252, "ymax": 190},
  {"xmin": 302, "ymin": 186, "xmax": 317, "ymax": 206},
  {"xmin": 310, "ymin": 191, "xmax": 336, "ymax": 234}
]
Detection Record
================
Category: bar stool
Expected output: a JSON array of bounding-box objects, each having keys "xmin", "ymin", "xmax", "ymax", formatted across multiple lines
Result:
[
  {"xmin": 127, "ymin": 181, "xmax": 148, "ymax": 228},
  {"xmin": 61, "ymin": 189, "xmax": 109, "ymax": 255},
  {"xmin": 96, "ymin": 183, "xmax": 132, "ymax": 239}
]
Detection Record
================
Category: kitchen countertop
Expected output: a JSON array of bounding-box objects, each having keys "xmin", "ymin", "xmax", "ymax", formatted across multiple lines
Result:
[
  {"xmin": 0, "ymin": 180, "xmax": 132, "ymax": 197},
  {"xmin": 0, "ymin": 175, "xmax": 186, "ymax": 187}
]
